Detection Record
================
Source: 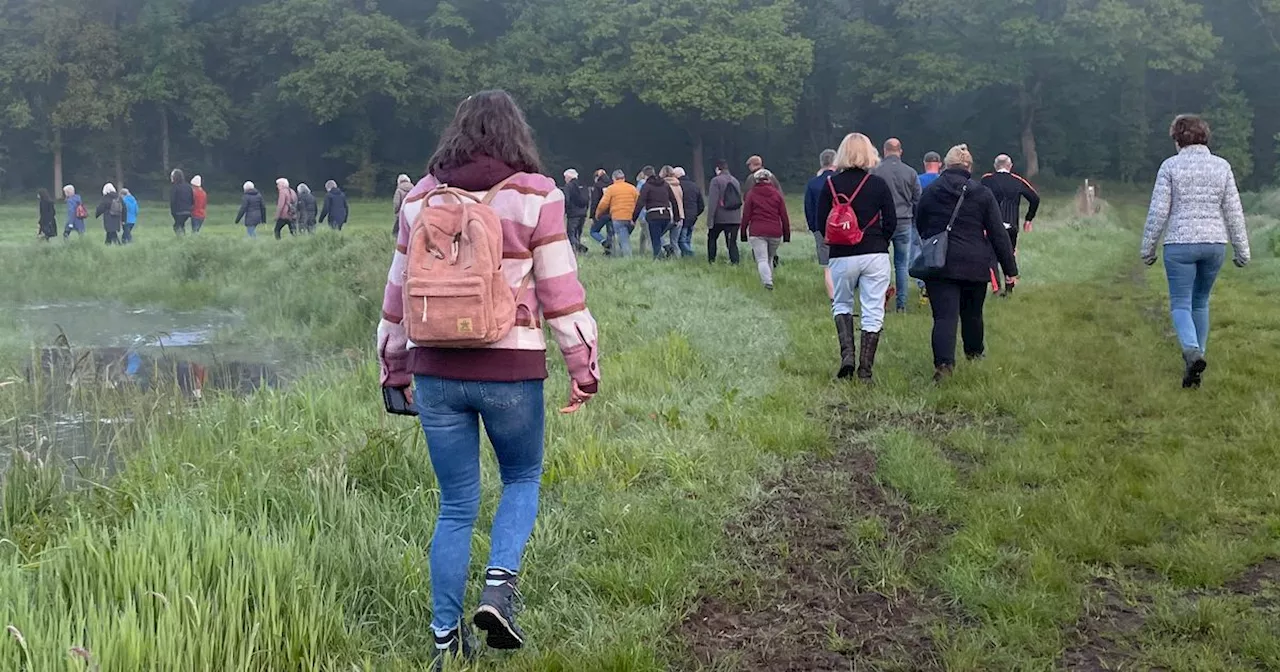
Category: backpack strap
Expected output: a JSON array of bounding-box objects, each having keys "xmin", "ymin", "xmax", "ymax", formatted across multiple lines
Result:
[
  {"xmin": 481, "ymin": 174, "xmax": 521, "ymax": 206},
  {"xmin": 849, "ymin": 173, "xmax": 872, "ymax": 200}
]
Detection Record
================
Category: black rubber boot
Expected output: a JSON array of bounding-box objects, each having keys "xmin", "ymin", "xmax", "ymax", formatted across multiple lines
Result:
[
  {"xmin": 835, "ymin": 315, "xmax": 856, "ymax": 379},
  {"xmin": 857, "ymin": 330, "xmax": 881, "ymax": 384}
]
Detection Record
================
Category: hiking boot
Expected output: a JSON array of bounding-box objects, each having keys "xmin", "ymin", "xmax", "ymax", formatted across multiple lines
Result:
[
  {"xmin": 857, "ymin": 330, "xmax": 881, "ymax": 384},
  {"xmin": 474, "ymin": 568, "xmax": 525, "ymax": 650},
  {"xmin": 1182, "ymin": 349, "xmax": 1207, "ymax": 389},
  {"xmin": 432, "ymin": 623, "xmax": 478, "ymax": 671},
  {"xmin": 965, "ymin": 352, "xmax": 985, "ymax": 362},
  {"xmin": 933, "ymin": 364, "xmax": 954, "ymax": 384},
  {"xmin": 835, "ymin": 315, "xmax": 857, "ymax": 379}
]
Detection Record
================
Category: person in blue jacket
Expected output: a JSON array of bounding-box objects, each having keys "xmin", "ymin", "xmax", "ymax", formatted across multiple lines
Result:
[
  {"xmin": 319, "ymin": 180, "xmax": 349, "ymax": 231},
  {"xmin": 63, "ymin": 185, "xmax": 86, "ymax": 238},
  {"xmin": 121, "ymin": 188, "xmax": 140, "ymax": 243},
  {"xmin": 804, "ymin": 148, "xmax": 837, "ymax": 299}
]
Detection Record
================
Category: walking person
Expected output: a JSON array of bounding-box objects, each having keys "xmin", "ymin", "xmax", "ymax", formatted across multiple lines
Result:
[
  {"xmin": 393, "ymin": 173, "xmax": 413, "ymax": 237},
  {"xmin": 741, "ymin": 169, "xmax": 790, "ymax": 290},
  {"xmin": 634, "ymin": 167, "xmax": 654, "ymax": 255},
  {"xmin": 170, "ymin": 169, "xmax": 194, "ymax": 235},
  {"xmin": 873, "ymin": 138, "xmax": 923, "ymax": 312},
  {"xmin": 95, "ymin": 183, "xmax": 125, "ymax": 245},
  {"xmin": 658, "ymin": 166, "xmax": 686, "ymax": 257},
  {"xmin": 816, "ymin": 133, "xmax": 898, "ymax": 382},
  {"xmin": 236, "ymin": 181, "xmax": 267, "ymax": 238},
  {"xmin": 588, "ymin": 169, "xmax": 613, "ymax": 253},
  {"xmin": 37, "ymin": 189, "xmax": 58, "ymax": 241},
  {"xmin": 274, "ymin": 178, "xmax": 298, "ymax": 238},
  {"xmin": 918, "ymin": 151, "xmax": 943, "ymax": 190},
  {"xmin": 63, "ymin": 185, "xmax": 86, "ymax": 238},
  {"xmin": 634, "ymin": 166, "xmax": 681, "ymax": 260},
  {"xmin": 705, "ymin": 160, "xmax": 744, "ymax": 264},
  {"xmin": 189, "ymin": 175, "xmax": 208, "ymax": 233},
  {"xmin": 594, "ymin": 170, "xmax": 638, "ymax": 257},
  {"xmin": 914, "ymin": 151, "xmax": 944, "ymax": 305},
  {"xmin": 981, "ymin": 154, "xmax": 1040, "ymax": 295},
  {"xmin": 121, "ymin": 188, "xmax": 139, "ymax": 243},
  {"xmin": 561, "ymin": 169, "xmax": 590, "ymax": 254},
  {"xmin": 915, "ymin": 144, "xmax": 1019, "ymax": 382},
  {"xmin": 1140, "ymin": 114, "xmax": 1251, "ymax": 389},
  {"xmin": 804, "ymin": 149, "xmax": 838, "ymax": 299},
  {"xmin": 674, "ymin": 167, "xmax": 704, "ymax": 257},
  {"xmin": 319, "ymin": 180, "xmax": 349, "ymax": 231},
  {"xmin": 297, "ymin": 183, "xmax": 319, "ymax": 233},
  {"xmin": 376, "ymin": 89, "xmax": 600, "ymax": 668}
]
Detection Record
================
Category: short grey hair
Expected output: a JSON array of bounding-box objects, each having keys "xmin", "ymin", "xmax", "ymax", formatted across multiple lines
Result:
[
  {"xmin": 611, "ymin": 169, "xmax": 625, "ymax": 180},
  {"xmin": 243, "ymin": 181, "xmax": 255, "ymax": 192},
  {"xmin": 819, "ymin": 149, "xmax": 836, "ymax": 168},
  {"xmin": 63, "ymin": 185, "xmax": 75, "ymax": 196},
  {"xmin": 673, "ymin": 167, "xmax": 686, "ymax": 178},
  {"xmin": 325, "ymin": 180, "xmax": 337, "ymax": 191},
  {"xmin": 994, "ymin": 154, "xmax": 1013, "ymax": 170},
  {"xmin": 752, "ymin": 169, "xmax": 774, "ymax": 184},
  {"xmin": 297, "ymin": 183, "xmax": 311, "ymax": 195},
  {"xmin": 276, "ymin": 177, "xmax": 290, "ymax": 189}
]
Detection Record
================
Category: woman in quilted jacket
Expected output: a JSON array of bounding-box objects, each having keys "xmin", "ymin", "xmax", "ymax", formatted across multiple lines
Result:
[
  {"xmin": 1140, "ymin": 114, "xmax": 1251, "ymax": 389},
  {"xmin": 376, "ymin": 90, "xmax": 600, "ymax": 668}
]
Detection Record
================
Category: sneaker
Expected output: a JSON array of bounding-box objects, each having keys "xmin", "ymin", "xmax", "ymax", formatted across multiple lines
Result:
[
  {"xmin": 432, "ymin": 624, "xmax": 477, "ymax": 671},
  {"xmin": 474, "ymin": 569, "xmax": 525, "ymax": 650}
]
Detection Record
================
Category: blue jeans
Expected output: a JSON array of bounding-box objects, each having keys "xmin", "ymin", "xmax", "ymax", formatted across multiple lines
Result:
[
  {"xmin": 892, "ymin": 227, "xmax": 912, "ymax": 309},
  {"xmin": 909, "ymin": 226, "xmax": 925, "ymax": 290},
  {"xmin": 413, "ymin": 376, "xmax": 545, "ymax": 632},
  {"xmin": 191, "ymin": 217, "xmax": 204, "ymax": 233},
  {"xmin": 1163, "ymin": 243, "xmax": 1225, "ymax": 353},
  {"xmin": 590, "ymin": 217, "xmax": 611, "ymax": 247},
  {"xmin": 246, "ymin": 225, "xmax": 258, "ymax": 238},
  {"xmin": 122, "ymin": 222, "xmax": 136, "ymax": 244},
  {"xmin": 609, "ymin": 219, "xmax": 632, "ymax": 257},
  {"xmin": 679, "ymin": 218, "xmax": 697, "ymax": 256}
]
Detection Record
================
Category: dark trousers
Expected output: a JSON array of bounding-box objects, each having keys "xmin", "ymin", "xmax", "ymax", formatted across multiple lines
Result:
[
  {"xmin": 648, "ymin": 218, "xmax": 673, "ymax": 258},
  {"xmin": 105, "ymin": 231, "xmax": 120, "ymax": 245},
  {"xmin": 925, "ymin": 279, "xmax": 988, "ymax": 367},
  {"xmin": 173, "ymin": 214, "xmax": 189, "ymax": 235},
  {"xmin": 566, "ymin": 216, "xmax": 587, "ymax": 251},
  {"xmin": 708, "ymin": 223, "xmax": 740, "ymax": 264},
  {"xmin": 274, "ymin": 218, "xmax": 296, "ymax": 239}
]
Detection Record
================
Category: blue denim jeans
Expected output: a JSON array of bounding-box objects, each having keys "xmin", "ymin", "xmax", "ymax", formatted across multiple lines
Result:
[
  {"xmin": 590, "ymin": 217, "xmax": 611, "ymax": 247},
  {"xmin": 678, "ymin": 218, "xmax": 697, "ymax": 256},
  {"xmin": 891, "ymin": 227, "xmax": 912, "ymax": 309},
  {"xmin": 909, "ymin": 225, "xmax": 925, "ymax": 290},
  {"xmin": 245, "ymin": 225, "xmax": 258, "ymax": 238},
  {"xmin": 122, "ymin": 222, "xmax": 136, "ymax": 244},
  {"xmin": 1163, "ymin": 243, "xmax": 1225, "ymax": 353},
  {"xmin": 609, "ymin": 219, "xmax": 632, "ymax": 257},
  {"xmin": 413, "ymin": 376, "xmax": 545, "ymax": 632}
]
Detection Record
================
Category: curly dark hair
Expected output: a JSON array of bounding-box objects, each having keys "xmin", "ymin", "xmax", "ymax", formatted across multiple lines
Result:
[
  {"xmin": 427, "ymin": 90, "xmax": 542, "ymax": 175},
  {"xmin": 1170, "ymin": 114, "xmax": 1211, "ymax": 148}
]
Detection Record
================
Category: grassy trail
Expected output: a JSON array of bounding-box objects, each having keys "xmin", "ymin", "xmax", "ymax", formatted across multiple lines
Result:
[{"xmin": 0, "ymin": 197, "xmax": 1277, "ymax": 670}]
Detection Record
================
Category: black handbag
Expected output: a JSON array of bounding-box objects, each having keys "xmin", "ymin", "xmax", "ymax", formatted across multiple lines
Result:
[{"xmin": 910, "ymin": 184, "xmax": 966, "ymax": 280}]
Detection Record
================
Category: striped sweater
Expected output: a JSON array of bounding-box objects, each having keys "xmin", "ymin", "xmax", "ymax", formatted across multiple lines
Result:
[{"xmin": 377, "ymin": 171, "xmax": 600, "ymax": 389}]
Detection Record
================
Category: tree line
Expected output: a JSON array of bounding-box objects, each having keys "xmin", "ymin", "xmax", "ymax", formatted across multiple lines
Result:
[{"xmin": 0, "ymin": 0, "xmax": 1277, "ymax": 199}]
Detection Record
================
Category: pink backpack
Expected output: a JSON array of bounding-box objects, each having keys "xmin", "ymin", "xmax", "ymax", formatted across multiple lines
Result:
[{"xmin": 402, "ymin": 176, "xmax": 526, "ymax": 347}]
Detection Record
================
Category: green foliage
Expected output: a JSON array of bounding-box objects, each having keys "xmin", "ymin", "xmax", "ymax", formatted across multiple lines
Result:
[{"xmin": 1206, "ymin": 79, "xmax": 1255, "ymax": 181}]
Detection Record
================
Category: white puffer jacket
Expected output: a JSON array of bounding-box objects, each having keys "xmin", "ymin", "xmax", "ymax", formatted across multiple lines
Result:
[{"xmin": 1141, "ymin": 145, "xmax": 1250, "ymax": 263}]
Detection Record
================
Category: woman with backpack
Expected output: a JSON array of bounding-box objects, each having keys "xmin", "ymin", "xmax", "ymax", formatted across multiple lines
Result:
[
  {"xmin": 376, "ymin": 90, "xmax": 599, "ymax": 669},
  {"xmin": 37, "ymin": 189, "xmax": 57, "ymax": 241},
  {"xmin": 274, "ymin": 178, "xmax": 297, "ymax": 239},
  {"xmin": 634, "ymin": 166, "xmax": 682, "ymax": 260},
  {"xmin": 816, "ymin": 133, "xmax": 898, "ymax": 382},
  {"xmin": 740, "ymin": 169, "xmax": 790, "ymax": 290},
  {"xmin": 296, "ymin": 184, "xmax": 319, "ymax": 233},
  {"xmin": 1140, "ymin": 114, "xmax": 1251, "ymax": 389},
  {"xmin": 95, "ymin": 183, "xmax": 124, "ymax": 245},
  {"xmin": 914, "ymin": 144, "xmax": 1018, "ymax": 382},
  {"xmin": 63, "ymin": 185, "xmax": 86, "ymax": 238}
]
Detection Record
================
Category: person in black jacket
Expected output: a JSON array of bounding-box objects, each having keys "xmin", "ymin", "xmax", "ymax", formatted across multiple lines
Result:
[
  {"xmin": 674, "ymin": 167, "xmax": 705, "ymax": 257},
  {"xmin": 297, "ymin": 183, "xmax": 319, "ymax": 233},
  {"xmin": 95, "ymin": 183, "xmax": 124, "ymax": 245},
  {"xmin": 588, "ymin": 169, "xmax": 613, "ymax": 253},
  {"xmin": 633, "ymin": 171, "xmax": 681, "ymax": 260},
  {"xmin": 37, "ymin": 189, "xmax": 57, "ymax": 240},
  {"xmin": 170, "ymin": 169, "xmax": 195, "ymax": 235},
  {"xmin": 319, "ymin": 180, "xmax": 349, "ymax": 231},
  {"xmin": 816, "ymin": 133, "xmax": 898, "ymax": 383},
  {"xmin": 916, "ymin": 144, "xmax": 1019, "ymax": 381},
  {"xmin": 561, "ymin": 169, "xmax": 590, "ymax": 254},
  {"xmin": 981, "ymin": 154, "xmax": 1040, "ymax": 295},
  {"xmin": 235, "ymin": 181, "xmax": 268, "ymax": 238}
]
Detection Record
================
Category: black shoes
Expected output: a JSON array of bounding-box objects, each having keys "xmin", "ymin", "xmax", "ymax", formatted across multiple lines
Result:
[
  {"xmin": 933, "ymin": 364, "xmax": 954, "ymax": 384},
  {"xmin": 473, "ymin": 568, "xmax": 525, "ymax": 650},
  {"xmin": 1182, "ymin": 349, "xmax": 1207, "ymax": 389},
  {"xmin": 835, "ymin": 315, "xmax": 857, "ymax": 379},
  {"xmin": 432, "ymin": 624, "xmax": 477, "ymax": 671}
]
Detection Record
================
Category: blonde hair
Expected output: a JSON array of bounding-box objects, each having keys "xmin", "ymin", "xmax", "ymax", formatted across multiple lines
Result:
[
  {"xmin": 944, "ymin": 144, "xmax": 973, "ymax": 169},
  {"xmin": 833, "ymin": 133, "xmax": 880, "ymax": 171}
]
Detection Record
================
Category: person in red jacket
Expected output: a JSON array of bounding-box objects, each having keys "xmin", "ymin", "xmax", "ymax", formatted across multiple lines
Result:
[
  {"xmin": 190, "ymin": 175, "xmax": 208, "ymax": 233},
  {"xmin": 740, "ymin": 169, "xmax": 790, "ymax": 290}
]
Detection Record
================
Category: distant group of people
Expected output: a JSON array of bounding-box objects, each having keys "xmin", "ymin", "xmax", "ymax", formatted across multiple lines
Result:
[{"xmin": 578, "ymin": 164, "xmax": 706, "ymax": 259}]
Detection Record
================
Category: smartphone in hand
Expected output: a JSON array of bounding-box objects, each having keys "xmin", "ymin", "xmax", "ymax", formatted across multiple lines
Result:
[{"xmin": 382, "ymin": 387, "xmax": 418, "ymax": 416}]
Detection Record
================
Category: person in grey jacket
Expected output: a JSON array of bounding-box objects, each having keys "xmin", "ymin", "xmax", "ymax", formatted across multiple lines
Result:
[
  {"xmin": 296, "ymin": 183, "xmax": 319, "ymax": 233},
  {"xmin": 705, "ymin": 160, "xmax": 743, "ymax": 264},
  {"xmin": 872, "ymin": 138, "xmax": 922, "ymax": 312},
  {"xmin": 1141, "ymin": 114, "xmax": 1251, "ymax": 389},
  {"xmin": 235, "ymin": 181, "xmax": 268, "ymax": 238}
]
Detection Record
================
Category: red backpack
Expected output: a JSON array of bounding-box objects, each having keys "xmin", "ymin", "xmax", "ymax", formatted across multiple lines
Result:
[{"xmin": 825, "ymin": 174, "xmax": 880, "ymax": 246}]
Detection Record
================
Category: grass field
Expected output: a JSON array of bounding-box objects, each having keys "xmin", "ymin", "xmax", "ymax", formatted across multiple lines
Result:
[{"xmin": 0, "ymin": 191, "xmax": 1278, "ymax": 670}]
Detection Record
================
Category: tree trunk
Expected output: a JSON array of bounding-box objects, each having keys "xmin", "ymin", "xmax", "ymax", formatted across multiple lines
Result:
[
  {"xmin": 691, "ymin": 129, "xmax": 706, "ymax": 193},
  {"xmin": 1019, "ymin": 84, "xmax": 1041, "ymax": 178},
  {"xmin": 53, "ymin": 128, "xmax": 63, "ymax": 196},
  {"xmin": 115, "ymin": 148, "xmax": 124, "ymax": 189},
  {"xmin": 160, "ymin": 106, "xmax": 170, "ymax": 175}
]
